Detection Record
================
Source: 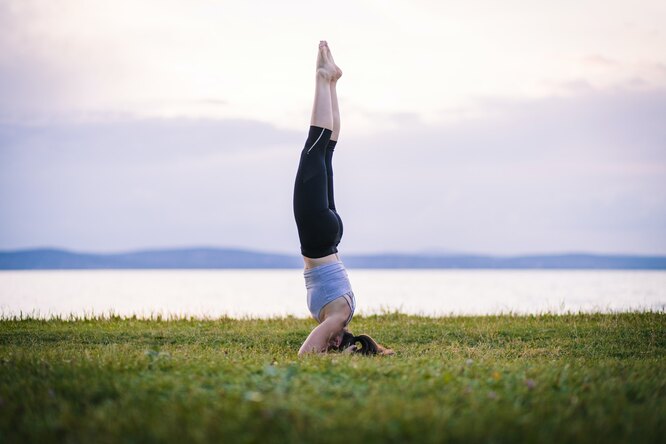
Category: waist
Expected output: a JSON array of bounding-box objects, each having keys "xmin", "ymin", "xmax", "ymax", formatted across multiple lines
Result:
[{"xmin": 303, "ymin": 253, "xmax": 339, "ymax": 269}]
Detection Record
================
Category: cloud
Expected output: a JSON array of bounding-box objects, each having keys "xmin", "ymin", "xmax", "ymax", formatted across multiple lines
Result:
[
  {"xmin": 4, "ymin": 0, "xmax": 665, "ymax": 133},
  {"xmin": 582, "ymin": 55, "xmax": 619, "ymax": 67},
  {"xmin": 0, "ymin": 87, "xmax": 664, "ymax": 254},
  {"xmin": 0, "ymin": 118, "xmax": 302, "ymax": 251},
  {"xmin": 1, "ymin": 0, "xmax": 665, "ymax": 256},
  {"xmin": 337, "ymin": 87, "xmax": 666, "ymax": 254}
]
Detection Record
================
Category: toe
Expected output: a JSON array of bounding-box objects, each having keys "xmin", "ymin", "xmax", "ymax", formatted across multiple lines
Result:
[{"xmin": 321, "ymin": 47, "xmax": 331, "ymax": 63}]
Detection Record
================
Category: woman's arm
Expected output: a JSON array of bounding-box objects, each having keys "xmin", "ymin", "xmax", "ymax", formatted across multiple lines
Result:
[{"xmin": 298, "ymin": 314, "xmax": 346, "ymax": 356}]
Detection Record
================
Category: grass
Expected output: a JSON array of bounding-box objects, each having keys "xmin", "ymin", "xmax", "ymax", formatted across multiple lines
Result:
[{"xmin": 0, "ymin": 312, "xmax": 664, "ymax": 443}]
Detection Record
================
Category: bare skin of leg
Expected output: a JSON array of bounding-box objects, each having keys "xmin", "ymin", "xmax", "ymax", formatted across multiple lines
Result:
[
  {"xmin": 303, "ymin": 41, "xmax": 344, "ymax": 270},
  {"xmin": 327, "ymin": 44, "xmax": 343, "ymax": 141},
  {"xmin": 310, "ymin": 41, "xmax": 335, "ymax": 130},
  {"xmin": 330, "ymin": 82, "xmax": 340, "ymax": 140}
]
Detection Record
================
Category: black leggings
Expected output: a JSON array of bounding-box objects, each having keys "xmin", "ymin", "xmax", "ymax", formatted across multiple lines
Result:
[{"xmin": 293, "ymin": 126, "xmax": 344, "ymax": 258}]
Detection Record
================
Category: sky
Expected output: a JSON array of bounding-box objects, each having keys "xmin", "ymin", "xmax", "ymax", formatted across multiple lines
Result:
[{"xmin": 1, "ymin": 0, "xmax": 665, "ymax": 255}]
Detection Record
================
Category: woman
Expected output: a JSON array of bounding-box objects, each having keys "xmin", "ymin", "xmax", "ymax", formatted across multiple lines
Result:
[{"xmin": 293, "ymin": 41, "xmax": 392, "ymax": 356}]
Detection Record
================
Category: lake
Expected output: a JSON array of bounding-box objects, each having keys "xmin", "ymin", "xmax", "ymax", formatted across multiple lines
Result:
[{"xmin": 1, "ymin": 270, "xmax": 664, "ymax": 319}]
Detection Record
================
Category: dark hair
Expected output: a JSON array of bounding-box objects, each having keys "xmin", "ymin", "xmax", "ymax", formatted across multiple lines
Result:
[{"xmin": 337, "ymin": 331, "xmax": 379, "ymax": 355}]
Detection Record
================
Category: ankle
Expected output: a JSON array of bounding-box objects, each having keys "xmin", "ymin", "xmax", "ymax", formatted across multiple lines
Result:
[{"xmin": 316, "ymin": 68, "xmax": 334, "ymax": 82}]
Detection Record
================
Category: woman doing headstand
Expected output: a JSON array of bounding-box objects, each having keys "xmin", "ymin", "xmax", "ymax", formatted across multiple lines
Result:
[{"xmin": 293, "ymin": 41, "xmax": 392, "ymax": 356}]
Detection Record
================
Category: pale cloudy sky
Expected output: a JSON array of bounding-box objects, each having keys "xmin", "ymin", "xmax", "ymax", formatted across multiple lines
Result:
[{"xmin": 1, "ymin": 0, "xmax": 665, "ymax": 254}]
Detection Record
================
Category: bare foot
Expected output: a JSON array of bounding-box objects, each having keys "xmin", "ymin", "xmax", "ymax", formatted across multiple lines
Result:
[
  {"xmin": 378, "ymin": 346, "xmax": 395, "ymax": 356},
  {"xmin": 325, "ymin": 44, "xmax": 343, "ymax": 81},
  {"xmin": 316, "ymin": 40, "xmax": 338, "ymax": 81}
]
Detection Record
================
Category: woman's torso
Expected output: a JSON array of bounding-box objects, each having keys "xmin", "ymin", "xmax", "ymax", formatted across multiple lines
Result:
[{"xmin": 303, "ymin": 253, "xmax": 340, "ymax": 269}]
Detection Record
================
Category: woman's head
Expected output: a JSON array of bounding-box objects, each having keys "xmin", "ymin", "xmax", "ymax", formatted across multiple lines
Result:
[{"xmin": 330, "ymin": 331, "xmax": 384, "ymax": 355}]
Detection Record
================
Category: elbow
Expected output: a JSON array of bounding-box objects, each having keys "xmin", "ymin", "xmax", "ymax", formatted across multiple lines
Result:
[{"xmin": 297, "ymin": 344, "xmax": 312, "ymax": 356}]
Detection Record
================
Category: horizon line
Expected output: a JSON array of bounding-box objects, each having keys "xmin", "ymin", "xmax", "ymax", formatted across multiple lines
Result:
[{"xmin": 2, "ymin": 246, "xmax": 666, "ymax": 259}]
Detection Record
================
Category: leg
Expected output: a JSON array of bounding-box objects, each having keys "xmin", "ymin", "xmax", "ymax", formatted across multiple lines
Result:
[
  {"xmin": 310, "ymin": 41, "xmax": 335, "ymax": 130},
  {"xmin": 294, "ymin": 126, "xmax": 340, "ymax": 258},
  {"xmin": 327, "ymin": 45, "xmax": 343, "ymax": 142},
  {"xmin": 330, "ymin": 80, "xmax": 340, "ymax": 140},
  {"xmin": 325, "ymin": 140, "xmax": 338, "ymax": 212},
  {"xmin": 293, "ymin": 42, "xmax": 343, "ymax": 259},
  {"xmin": 326, "ymin": 46, "xmax": 343, "ymax": 212}
]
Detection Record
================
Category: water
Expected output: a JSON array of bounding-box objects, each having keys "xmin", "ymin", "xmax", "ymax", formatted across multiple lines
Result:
[{"xmin": 1, "ymin": 270, "xmax": 664, "ymax": 319}]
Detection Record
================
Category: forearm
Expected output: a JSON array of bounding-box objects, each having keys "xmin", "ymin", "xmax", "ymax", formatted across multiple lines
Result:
[{"xmin": 298, "ymin": 317, "xmax": 343, "ymax": 356}]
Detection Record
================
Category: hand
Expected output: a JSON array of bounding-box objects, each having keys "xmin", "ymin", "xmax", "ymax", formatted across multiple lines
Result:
[{"xmin": 341, "ymin": 344, "xmax": 357, "ymax": 354}]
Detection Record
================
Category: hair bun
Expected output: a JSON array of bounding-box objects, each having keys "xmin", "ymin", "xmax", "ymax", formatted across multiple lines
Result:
[
  {"xmin": 353, "ymin": 334, "xmax": 379, "ymax": 355},
  {"xmin": 339, "ymin": 331, "xmax": 379, "ymax": 355}
]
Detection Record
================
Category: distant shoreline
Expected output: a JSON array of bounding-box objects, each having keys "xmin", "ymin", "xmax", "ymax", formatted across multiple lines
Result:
[{"xmin": 1, "ymin": 247, "xmax": 665, "ymax": 269}]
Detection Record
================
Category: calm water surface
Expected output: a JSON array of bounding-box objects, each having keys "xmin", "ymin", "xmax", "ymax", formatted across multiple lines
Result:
[{"xmin": 1, "ymin": 270, "xmax": 664, "ymax": 319}]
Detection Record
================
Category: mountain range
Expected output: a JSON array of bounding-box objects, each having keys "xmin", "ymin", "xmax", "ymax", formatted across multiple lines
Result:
[{"xmin": 1, "ymin": 248, "xmax": 665, "ymax": 269}]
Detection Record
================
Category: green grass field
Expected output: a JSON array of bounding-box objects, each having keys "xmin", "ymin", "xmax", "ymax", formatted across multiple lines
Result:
[{"xmin": 1, "ymin": 313, "xmax": 664, "ymax": 443}]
